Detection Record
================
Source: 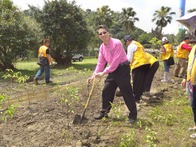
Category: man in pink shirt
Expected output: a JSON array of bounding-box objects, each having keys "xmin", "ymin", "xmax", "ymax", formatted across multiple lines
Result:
[{"xmin": 87, "ymin": 25, "xmax": 137, "ymax": 123}]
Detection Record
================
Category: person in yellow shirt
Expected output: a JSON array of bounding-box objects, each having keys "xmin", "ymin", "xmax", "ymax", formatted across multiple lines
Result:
[
  {"xmin": 181, "ymin": 44, "xmax": 196, "ymax": 138},
  {"xmin": 174, "ymin": 36, "xmax": 192, "ymax": 78},
  {"xmin": 124, "ymin": 35, "xmax": 151, "ymax": 102},
  {"xmin": 34, "ymin": 38, "xmax": 53, "ymax": 85},
  {"xmin": 160, "ymin": 37, "xmax": 174, "ymax": 82},
  {"xmin": 143, "ymin": 53, "xmax": 159, "ymax": 96}
]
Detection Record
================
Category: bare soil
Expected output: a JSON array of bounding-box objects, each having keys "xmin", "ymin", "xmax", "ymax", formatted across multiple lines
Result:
[{"xmin": 0, "ymin": 66, "xmax": 187, "ymax": 146}]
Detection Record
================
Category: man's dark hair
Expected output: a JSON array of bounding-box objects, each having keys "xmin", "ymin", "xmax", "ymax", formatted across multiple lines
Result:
[
  {"xmin": 97, "ymin": 25, "xmax": 109, "ymax": 33},
  {"xmin": 43, "ymin": 38, "xmax": 50, "ymax": 45},
  {"xmin": 184, "ymin": 36, "xmax": 190, "ymax": 40}
]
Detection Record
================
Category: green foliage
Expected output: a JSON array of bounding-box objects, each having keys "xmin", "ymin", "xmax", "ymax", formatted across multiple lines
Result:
[
  {"xmin": 59, "ymin": 86, "xmax": 79, "ymax": 114},
  {"xmin": 0, "ymin": 0, "xmax": 41, "ymax": 70},
  {"xmin": 152, "ymin": 6, "xmax": 176, "ymax": 38},
  {"xmin": 2, "ymin": 69, "xmax": 29, "ymax": 83},
  {"xmin": 149, "ymin": 37, "xmax": 161, "ymax": 49},
  {"xmin": 37, "ymin": 0, "xmax": 90, "ymax": 65},
  {"xmin": 0, "ymin": 94, "xmax": 17, "ymax": 122},
  {"xmin": 110, "ymin": 101, "xmax": 125, "ymax": 120},
  {"xmin": 145, "ymin": 127, "xmax": 157, "ymax": 147},
  {"xmin": 149, "ymin": 107, "xmax": 176, "ymax": 126},
  {"xmin": 120, "ymin": 7, "xmax": 139, "ymax": 34},
  {"xmin": 119, "ymin": 130, "xmax": 135, "ymax": 147},
  {"xmin": 94, "ymin": 5, "xmax": 114, "ymax": 28},
  {"xmin": 138, "ymin": 33, "xmax": 152, "ymax": 48}
]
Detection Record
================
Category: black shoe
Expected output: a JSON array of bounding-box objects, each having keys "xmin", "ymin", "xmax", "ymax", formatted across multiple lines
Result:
[
  {"xmin": 34, "ymin": 78, "xmax": 38, "ymax": 85},
  {"xmin": 127, "ymin": 118, "xmax": 137, "ymax": 123},
  {"xmin": 46, "ymin": 81, "xmax": 53, "ymax": 84},
  {"xmin": 94, "ymin": 113, "xmax": 109, "ymax": 120}
]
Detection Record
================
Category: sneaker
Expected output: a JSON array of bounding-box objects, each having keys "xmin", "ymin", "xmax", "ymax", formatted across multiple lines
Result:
[
  {"xmin": 94, "ymin": 112, "xmax": 109, "ymax": 120},
  {"xmin": 161, "ymin": 79, "xmax": 167, "ymax": 82},
  {"xmin": 190, "ymin": 133, "xmax": 196, "ymax": 138},
  {"xmin": 34, "ymin": 78, "xmax": 38, "ymax": 85}
]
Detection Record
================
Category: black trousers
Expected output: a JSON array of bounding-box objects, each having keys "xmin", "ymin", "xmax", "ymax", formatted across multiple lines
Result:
[
  {"xmin": 132, "ymin": 64, "xmax": 150, "ymax": 101},
  {"xmin": 192, "ymin": 85, "xmax": 196, "ymax": 124},
  {"xmin": 144, "ymin": 61, "xmax": 159, "ymax": 92},
  {"xmin": 102, "ymin": 61, "xmax": 137, "ymax": 119}
]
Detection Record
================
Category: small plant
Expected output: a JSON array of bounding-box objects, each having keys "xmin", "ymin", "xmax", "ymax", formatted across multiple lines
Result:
[
  {"xmin": 110, "ymin": 101, "xmax": 125, "ymax": 120},
  {"xmin": 59, "ymin": 86, "xmax": 79, "ymax": 114},
  {"xmin": 2, "ymin": 105, "xmax": 17, "ymax": 121},
  {"xmin": 2, "ymin": 69, "xmax": 29, "ymax": 83},
  {"xmin": 119, "ymin": 130, "xmax": 135, "ymax": 147},
  {"xmin": 145, "ymin": 127, "xmax": 157, "ymax": 147},
  {"xmin": 149, "ymin": 107, "xmax": 176, "ymax": 126}
]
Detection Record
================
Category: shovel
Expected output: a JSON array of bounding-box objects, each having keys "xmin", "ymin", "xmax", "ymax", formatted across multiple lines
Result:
[{"xmin": 73, "ymin": 78, "xmax": 98, "ymax": 124}]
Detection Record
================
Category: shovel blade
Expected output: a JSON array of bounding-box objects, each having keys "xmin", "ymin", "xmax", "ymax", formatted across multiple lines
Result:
[{"xmin": 72, "ymin": 114, "xmax": 81, "ymax": 125}]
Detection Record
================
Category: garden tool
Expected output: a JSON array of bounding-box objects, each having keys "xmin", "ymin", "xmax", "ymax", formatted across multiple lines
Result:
[{"xmin": 73, "ymin": 77, "xmax": 99, "ymax": 124}]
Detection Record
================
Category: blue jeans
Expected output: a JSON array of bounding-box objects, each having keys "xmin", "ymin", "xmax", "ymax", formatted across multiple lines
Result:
[
  {"xmin": 163, "ymin": 60, "xmax": 170, "ymax": 72},
  {"xmin": 35, "ymin": 65, "xmax": 50, "ymax": 83}
]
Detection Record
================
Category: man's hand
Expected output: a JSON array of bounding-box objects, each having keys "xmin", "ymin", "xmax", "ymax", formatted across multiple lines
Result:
[
  {"xmin": 181, "ymin": 79, "xmax": 186, "ymax": 88},
  {"xmin": 94, "ymin": 72, "xmax": 104, "ymax": 78},
  {"xmin": 87, "ymin": 75, "xmax": 95, "ymax": 85}
]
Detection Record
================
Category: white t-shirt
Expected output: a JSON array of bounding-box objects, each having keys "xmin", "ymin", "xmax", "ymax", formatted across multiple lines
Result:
[{"xmin": 126, "ymin": 43, "xmax": 138, "ymax": 62}]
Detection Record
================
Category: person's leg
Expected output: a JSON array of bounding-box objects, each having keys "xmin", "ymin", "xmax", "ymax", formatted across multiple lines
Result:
[
  {"xmin": 144, "ymin": 61, "xmax": 159, "ymax": 92},
  {"xmin": 35, "ymin": 65, "xmax": 44, "ymax": 80},
  {"xmin": 95, "ymin": 74, "xmax": 118, "ymax": 119},
  {"xmin": 174, "ymin": 58, "xmax": 181, "ymax": 77},
  {"xmin": 116, "ymin": 64, "xmax": 137, "ymax": 120},
  {"xmin": 179, "ymin": 60, "xmax": 188, "ymax": 78},
  {"xmin": 45, "ymin": 65, "xmax": 50, "ymax": 83},
  {"xmin": 132, "ymin": 64, "xmax": 150, "ymax": 102},
  {"xmin": 162, "ymin": 61, "xmax": 169, "ymax": 82},
  {"xmin": 192, "ymin": 85, "xmax": 196, "ymax": 126}
]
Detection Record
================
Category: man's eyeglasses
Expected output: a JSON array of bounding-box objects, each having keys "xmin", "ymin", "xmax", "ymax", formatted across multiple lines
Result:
[{"xmin": 98, "ymin": 31, "xmax": 107, "ymax": 36}]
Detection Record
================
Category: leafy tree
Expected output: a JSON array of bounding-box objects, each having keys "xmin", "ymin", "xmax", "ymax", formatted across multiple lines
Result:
[
  {"xmin": 37, "ymin": 0, "xmax": 90, "ymax": 65},
  {"xmin": 94, "ymin": 5, "xmax": 114, "ymax": 28},
  {"xmin": 0, "ymin": 0, "xmax": 40, "ymax": 70},
  {"xmin": 152, "ymin": 6, "xmax": 176, "ymax": 39},
  {"xmin": 149, "ymin": 37, "xmax": 161, "ymax": 49},
  {"xmin": 120, "ymin": 7, "xmax": 139, "ymax": 34},
  {"xmin": 138, "ymin": 33, "xmax": 152, "ymax": 48},
  {"xmin": 187, "ymin": 8, "xmax": 196, "ymax": 13}
]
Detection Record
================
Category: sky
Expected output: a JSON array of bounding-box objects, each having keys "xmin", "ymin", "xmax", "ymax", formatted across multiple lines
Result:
[{"xmin": 12, "ymin": 0, "xmax": 196, "ymax": 34}]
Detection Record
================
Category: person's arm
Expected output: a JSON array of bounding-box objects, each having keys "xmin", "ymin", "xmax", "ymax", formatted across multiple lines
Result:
[
  {"xmin": 46, "ymin": 48, "xmax": 52, "ymax": 64},
  {"xmin": 94, "ymin": 46, "xmax": 107, "ymax": 74},
  {"xmin": 181, "ymin": 43, "xmax": 192, "ymax": 51},
  {"xmin": 127, "ymin": 44, "xmax": 137, "ymax": 62}
]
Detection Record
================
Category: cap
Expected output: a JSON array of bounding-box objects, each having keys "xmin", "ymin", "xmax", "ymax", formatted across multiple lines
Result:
[
  {"xmin": 124, "ymin": 35, "xmax": 132, "ymax": 42},
  {"xmin": 162, "ymin": 37, "xmax": 168, "ymax": 42}
]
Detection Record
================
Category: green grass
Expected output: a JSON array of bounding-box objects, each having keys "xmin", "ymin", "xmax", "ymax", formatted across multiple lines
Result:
[{"xmin": 13, "ymin": 57, "xmax": 98, "ymax": 78}]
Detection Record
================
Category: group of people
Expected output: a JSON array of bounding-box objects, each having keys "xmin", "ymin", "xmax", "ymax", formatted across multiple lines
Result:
[
  {"xmin": 87, "ymin": 24, "xmax": 196, "ymax": 127},
  {"xmin": 34, "ymin": 25, "xmax": 196, "ymax": 131},
  {"xmin": 87, "ymin": 25, "xmax": 160, "ymax": 123}
]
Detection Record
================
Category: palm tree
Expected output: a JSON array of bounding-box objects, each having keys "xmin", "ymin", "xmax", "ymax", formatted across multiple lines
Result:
[
  {"xmin": 120, "ymin": 7, "xmax": 139, "ymax": 34},
  {"xmin": 94, "ymin": 5, "xmax": 114, "ymax": 27},
  {"xmin": 152, "ymin": 6, "xmax": 176, "ymax": 38}
]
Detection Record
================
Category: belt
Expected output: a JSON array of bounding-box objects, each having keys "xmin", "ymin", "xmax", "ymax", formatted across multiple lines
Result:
[{"xmin": 119, "ymin": 61, "xmax": 130, "ymax": 66}]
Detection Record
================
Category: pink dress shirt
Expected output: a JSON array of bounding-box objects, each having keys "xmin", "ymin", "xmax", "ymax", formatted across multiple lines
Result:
[{"xmin": 94, "ymin": 38, "xmax": 128, "ymax": 74}]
